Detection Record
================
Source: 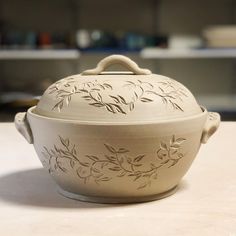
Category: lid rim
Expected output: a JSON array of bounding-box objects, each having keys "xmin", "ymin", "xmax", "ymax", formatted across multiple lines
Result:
[{"xmin": 28, "ymin": 106, "xmax": 207, "ymax": 126}]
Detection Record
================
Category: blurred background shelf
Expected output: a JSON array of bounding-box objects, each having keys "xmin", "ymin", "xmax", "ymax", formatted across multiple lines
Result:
[
  {"xmin": 1, "ymin": 0, "xmax": 236, "ymax": 121},
  {"xmin": 197, "ymin": 94, "xmax": 236, "ymax": 111},
  {"xmin": 141, "ymin": 48, "xmax": 236, "ymax": 59},
  {"xmin": 0, "ymin": 49, "xmax": 80, "ymax": 60},
  {"xmin": 4, "ymin": 48, "xmax": 236, "ymax": 60},
  {"xmin": 197, "ymin": 94, "xmax": 236, "ymax": 121}
]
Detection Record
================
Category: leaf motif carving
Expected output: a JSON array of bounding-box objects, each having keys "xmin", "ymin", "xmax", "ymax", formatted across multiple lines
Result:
[
  {"xmin": 110, "ymin": 103, "xmax": 126, "ymax": 114},
  {"xmin": 160, "ymin": 142, "xmax": 168, "ymax": 150},
  {"xmin": 109, "ymin": 166, "xmax": 122, "ymax": 171},
  {"xmin": 105, "ymin": 104, "xmax": 115, "ymax": 113},
  {"xmin": 176, "ymin": 138, "xmax": 186, "ymax": 143},
  {"xmin": 49, "ymin": 78, "xmax": 187, "ymax": 114},
  {"xmin": 104, "ymin": 144, "xmax": 116, "ymax": 153},
  {"xmin": 90, "ymin": 103, "xmax": 104, "ymax": 107},
  {"xmin": 105, "ymin": 155, "xmax": 116, "ymax": 162},
  {"xmin": 70, "ymin": 160, "xmax": 75, "ymax": 168},
  {"xmin": 140, "ymin": 97, "xmax": 153, "ymax": 102},
  {"xmin": 117, "ymin": 148, "xmax": 129, "ymax": 153},
  {"xmin": 103, "ymin": 83, "xmax": 112, "ymax": 89},
  {"xmin": 59, "ymin": 136, "xmax": 69, "ymax": 148},
  {"xmin": 118, "ymin": 95, "xmax": 127, "ymax": 104},
  {"xmin": 86, "ymin": 155, "xmax": 99, "ymax": 161},
  {"xmin": 171, "ymin": 143, "xmax": 180, "ymax": 148},
  {"xmin": 42, "ymin": 135, "xmax": 186, "ymax": 190},
  {"xmin": 129, "ymin": 102, "xmax": 135, "ymax": 111},
  {"xmin": 99, "ymin": 177, "xmax": 111, "ymax": 181},
  {"xmin": 134, "ymin": 155, "xmax": 145, "ymax": 162},
  {"xmin": 110, "ymin": 95, "xmax": 120, "ymax": 103}
]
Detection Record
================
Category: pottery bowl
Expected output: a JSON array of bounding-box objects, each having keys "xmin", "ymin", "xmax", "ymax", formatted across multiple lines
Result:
[{"xmin": 15, "ymin": 55, "xmax": 220, "ymax": 203}]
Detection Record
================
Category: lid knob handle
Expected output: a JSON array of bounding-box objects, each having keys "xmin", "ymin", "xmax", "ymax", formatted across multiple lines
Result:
[{"xmin": 81, "ymin": 55, "xmax": 151, "ymax": 75}]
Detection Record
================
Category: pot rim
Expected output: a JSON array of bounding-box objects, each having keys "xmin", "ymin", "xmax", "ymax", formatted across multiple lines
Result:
[{"xmin": 27, "ymin": 106, "xmax": 208, "ymax": 126}]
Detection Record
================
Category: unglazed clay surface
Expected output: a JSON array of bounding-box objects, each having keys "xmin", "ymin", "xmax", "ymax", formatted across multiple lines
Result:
[
  {"xmin": 14, "ymin": 55, "xmax": 221, "ymax": 203},
  {"xmin": 42, "ymin": 135, "xmax": 186, "ymax": 190},
  {"xmin": 47, "ymin": 78, "xmax": 187, "ymax": 114},
  {"xmin": 25, "ymin": 106, "xmax": 212, "ymax": 201},
  {"xmin": 35, "ymin": 55, "xmax": 202, "ymax": 122}
]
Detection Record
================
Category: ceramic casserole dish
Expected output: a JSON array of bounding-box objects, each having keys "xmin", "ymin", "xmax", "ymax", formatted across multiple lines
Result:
[{"xmin": 15, "ymin": 55, "xmax": 220, "ymax": 203}]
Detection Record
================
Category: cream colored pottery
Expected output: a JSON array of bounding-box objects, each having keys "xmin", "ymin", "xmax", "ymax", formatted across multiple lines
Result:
[{"xmin": 15, "ymin": 55, "xmax": 220, "ymax": 203}]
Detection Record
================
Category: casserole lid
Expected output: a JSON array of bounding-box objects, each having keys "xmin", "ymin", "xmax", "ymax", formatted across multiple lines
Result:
[{"xmin": 35, "ymin": 55, "xmax": 202, "ymax": 123}]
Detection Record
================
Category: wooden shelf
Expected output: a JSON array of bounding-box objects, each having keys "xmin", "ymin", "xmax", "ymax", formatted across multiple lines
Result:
[
  {"xmin": 0, "ymin": 49, "xmax": 80, "ymax": 60},
  {"xmin": 141, "ymin": 48, "xmax": 236, "ymax": 59}
]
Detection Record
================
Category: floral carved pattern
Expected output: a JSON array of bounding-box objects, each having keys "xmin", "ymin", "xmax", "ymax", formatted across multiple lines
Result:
[
  {"xmin": 48, "ymin": 77, "xmax": 187, "ymax": 114},
  {"xmin": 42, "ymin": 135, "xmax": 186, "ymax": 190}
]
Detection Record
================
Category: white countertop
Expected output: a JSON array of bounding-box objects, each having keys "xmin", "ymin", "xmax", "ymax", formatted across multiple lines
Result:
[{"xmin": 0, "ymin": 122, "xmax": 235, "ymax": 236}]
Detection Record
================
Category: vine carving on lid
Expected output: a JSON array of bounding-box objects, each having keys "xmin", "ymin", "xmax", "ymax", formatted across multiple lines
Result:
[{"xmin": 48, "ymin": 77, "xmax": 188, "ymax": 114}]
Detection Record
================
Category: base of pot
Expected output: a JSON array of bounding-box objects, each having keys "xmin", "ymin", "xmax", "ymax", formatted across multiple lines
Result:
[{"xmin": 57, "ymin": 185, "xmax": 178, "ymax": 204}]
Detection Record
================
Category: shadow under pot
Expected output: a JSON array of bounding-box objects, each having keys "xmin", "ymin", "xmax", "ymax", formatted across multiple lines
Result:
[{"xmin": 15, "ymin": 55, "xmax": 220, "ymax": 203}]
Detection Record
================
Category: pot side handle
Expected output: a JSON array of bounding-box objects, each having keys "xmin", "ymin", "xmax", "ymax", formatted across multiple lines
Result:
[
  {"xmin": 14, "ymin": 112, "xmax": 33, "ymax": 144},
  {"xmin": 81, "ymin": 55, "xmax": 151, "ymax": 75},
  {"xmin": 201, "ymin": 112, "xmax": 220, "ymax": 144}
]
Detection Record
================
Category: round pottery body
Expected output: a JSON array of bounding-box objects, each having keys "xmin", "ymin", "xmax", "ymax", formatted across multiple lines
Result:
[
  {"xmin": 27, "ymin": 107, "xmax": 207, "ymax": 203},
  {"xmin": 14, "ymin": 55, "xmax": 221, "ymax": 203}
]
